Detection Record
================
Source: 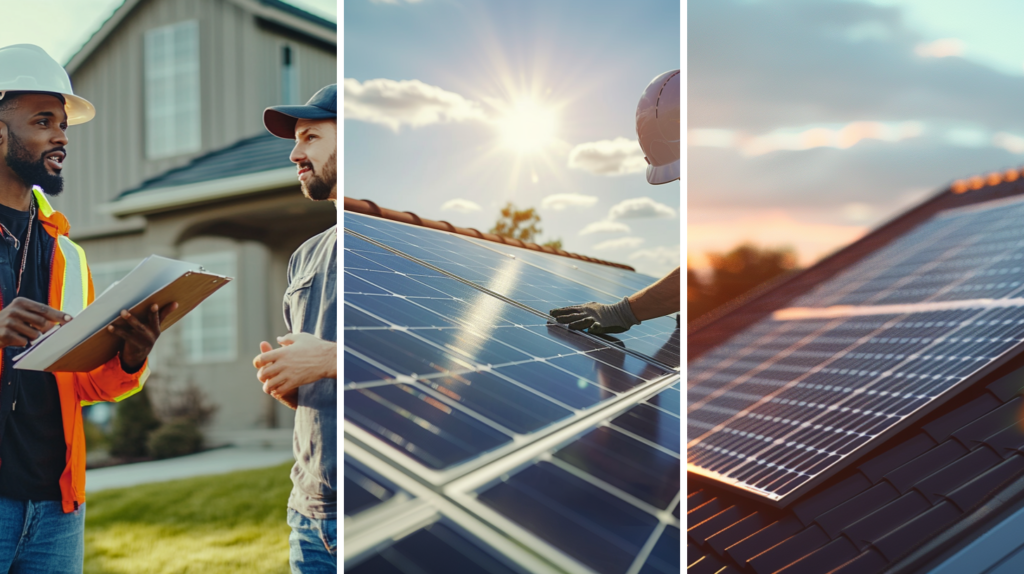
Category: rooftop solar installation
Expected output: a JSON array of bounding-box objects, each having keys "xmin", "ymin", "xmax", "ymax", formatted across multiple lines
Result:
[
  {"xmin": 343, "ymin": 212, "xmax": 680, "ymax": 573},
  {"xmin": 688, "ymin": 194, "xmax": 1024, "ymax": 506}
]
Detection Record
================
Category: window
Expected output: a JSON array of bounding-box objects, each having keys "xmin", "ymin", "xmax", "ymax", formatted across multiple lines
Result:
[
  {"xmin": 281, "ymin": 45, "xmax": 299, "ymax": 105},
  {"xmin": 144, "ymin": 20, "xmax": 201, "ymax": 159},
  {"xmin": 90, "ymin": 259, "xmax": 142, "ymax": 298},
  {"xmin": 181, "ymin": 252, "xmax": 237, "ymax": 364}
]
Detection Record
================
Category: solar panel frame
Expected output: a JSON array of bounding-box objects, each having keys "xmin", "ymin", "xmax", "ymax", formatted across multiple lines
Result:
[{"xmin": 688, "ymin": 195, "xmax": 1024, "ymax": 506}]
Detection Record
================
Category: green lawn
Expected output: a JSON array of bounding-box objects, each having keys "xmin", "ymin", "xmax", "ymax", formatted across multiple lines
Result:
[{"xmin": 84, "ymin": 462, "xmax": 293, "ymax": 574}]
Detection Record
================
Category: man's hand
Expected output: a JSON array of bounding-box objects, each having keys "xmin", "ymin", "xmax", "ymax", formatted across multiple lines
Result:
[
  {"xmin": 0, "ymin": 298, "xmax": 71, "ymax": 347},
  {"xmin": 107, "ymin": 302, "xmax": 178, "ymax": 372},
  {"xmin": 253, "ymin": 333, "xmax": 336, "ymax": 408},
  {"xmin": 549, "ymin": 297, "xmax": 640, "ymax": 335}
]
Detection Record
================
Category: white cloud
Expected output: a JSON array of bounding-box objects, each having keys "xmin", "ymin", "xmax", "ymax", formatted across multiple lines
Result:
[
  {"xmin": 343, "ymin": 78, "xmax": 485, "ymax": 132},
  {"xmin": 567, "ymin": 137, "xmax": 648, "ymax": 176},
  {"xmin": 579, "ymin": 220, "xmax": 631, "ymax": 235},
  {"xmin": 689, "ymin": 121, "xmax": 925, "ymax": 157},
  {"xmin": 994, "ymin": 132, "xmax": 1024, "ymax": 154},
  {"xmin": 540, "ymin": 193, "xmax": 598, "ymax": 210},
  {"xmin": 440, "ymin": 198, "xmax": 482, "ymax": 213},
  {"xmin": 608, "ymin": 197, "xmax": 677, "ymax": 220},
  {"xmin": 915, "ymin": 38, "xmax": 964, "ymax": 59},
  {"xmin": 630, "ymin": 245, "xmax": 681, "ymax": 276},
  {"xmin": 593, "ymin": 237, "xmax": 645, "ymax": 250}
]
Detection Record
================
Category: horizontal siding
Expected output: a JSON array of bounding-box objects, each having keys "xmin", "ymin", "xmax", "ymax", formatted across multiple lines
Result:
[{"xmin": 61, "ymin": 0, "xmax": 336, "ymax": 234}]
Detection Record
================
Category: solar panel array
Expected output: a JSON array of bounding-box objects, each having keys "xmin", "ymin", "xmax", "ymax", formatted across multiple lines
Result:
[
  {"xmin": 343, "ymin": 212, "xmax": 681, "ymax": 573},
  {"xmin": 689, "ymin": 194, "xmax": 1024, "ymax": 504}
]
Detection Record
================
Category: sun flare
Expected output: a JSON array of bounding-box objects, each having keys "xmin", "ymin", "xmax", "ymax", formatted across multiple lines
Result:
[{"xmin": 496, "ymin": 99, "xmax": 559, "ymax": 155}]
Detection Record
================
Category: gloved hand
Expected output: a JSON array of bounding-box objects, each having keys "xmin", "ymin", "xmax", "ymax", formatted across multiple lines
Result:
[{"xmin": 549, "ymin": 297, "xmax": 640, "ymax": 334}]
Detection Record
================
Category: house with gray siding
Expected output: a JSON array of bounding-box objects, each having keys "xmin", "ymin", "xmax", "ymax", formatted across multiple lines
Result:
[{"xmin": 54, "ymin": 0, "xmax": 336, "ymax": 445}]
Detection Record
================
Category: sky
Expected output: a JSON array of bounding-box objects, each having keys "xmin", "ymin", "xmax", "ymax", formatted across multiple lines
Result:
[
  {"xmin": 689, "ymin": 0, "xmax": 1024, "ymax": 272},
  {"xmin": 344, "ymin": 0, "xmax": 682, "ymax": 278},
  {"xmin": 0, "ymin": 0, "xmax": 337, "ymax": 64}
]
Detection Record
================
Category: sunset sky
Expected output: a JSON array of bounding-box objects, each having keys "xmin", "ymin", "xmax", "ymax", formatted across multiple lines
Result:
[
  {"xmin": 689, "ymin": 0, "xmax": 1024, "ymax": 271},
  {"xmin": 344, "ymin": 0, "xmax": 682, "ymax": 277}
]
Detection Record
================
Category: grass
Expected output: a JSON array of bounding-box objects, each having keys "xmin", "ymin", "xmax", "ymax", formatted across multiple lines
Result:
[{"xmin": 84, "ymin": 462, "xmax": 293, "ymax": 574}]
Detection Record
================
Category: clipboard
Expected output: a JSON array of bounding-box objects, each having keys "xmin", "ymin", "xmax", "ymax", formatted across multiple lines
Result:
[{"xmin": 14, "ymin": 256, "xmax": 232, "ymax": 372}]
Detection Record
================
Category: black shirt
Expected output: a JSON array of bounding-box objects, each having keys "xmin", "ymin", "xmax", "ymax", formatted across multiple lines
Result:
[{"xmin": 0, "ymin": 201, "xmax": 64, "ymax": 501}]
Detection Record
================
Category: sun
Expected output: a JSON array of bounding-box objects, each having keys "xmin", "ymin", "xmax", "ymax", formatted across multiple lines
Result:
[{"xmin": 495, "ymin": 99, "xmax": 559, "ymax": 155}]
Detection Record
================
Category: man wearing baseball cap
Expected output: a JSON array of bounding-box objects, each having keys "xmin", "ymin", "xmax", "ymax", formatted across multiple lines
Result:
[{"xmin": 252, "ymin": 83, "xmax": 337, "ymax": 573}]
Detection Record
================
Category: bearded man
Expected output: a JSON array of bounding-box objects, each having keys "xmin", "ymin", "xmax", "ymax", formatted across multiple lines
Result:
[
  {"xmin": 253, "ymin": 84, "xmax": 337, "ymax": 574},
  {"xmin": 0, "ymin": 44, "xmax": 172, "ymax": 574}
]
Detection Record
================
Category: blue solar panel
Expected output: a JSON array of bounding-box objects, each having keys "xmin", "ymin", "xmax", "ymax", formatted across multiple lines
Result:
[
  {"xmin": 344, "ymin": 459, "xmax": 396, "ymax": 517},
  {"xmin": 343, "ymin": 214, "xmax": 680, "ymax": 574}
]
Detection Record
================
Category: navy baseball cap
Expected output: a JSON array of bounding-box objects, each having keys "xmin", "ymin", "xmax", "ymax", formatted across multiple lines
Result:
[{"xmin": 263, "ymin": 83, "xmax": 337, "ymax": 139}]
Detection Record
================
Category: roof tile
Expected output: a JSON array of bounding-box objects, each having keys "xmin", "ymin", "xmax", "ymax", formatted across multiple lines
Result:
[
  {"xmin": 871, "ymin": 500, "xmax": 962, "ymax": 562},
  {"xmin": 858, "ymin": 432, "xmax": 936, "ymax": 483},
  {"xmin": 944, "ymin": 454, "xmax": 1024, "ymax": 511},
  {"xmin": 747, "ymin": 525, "xmax": 829, "ymax": 574},
  {"xmin": 912, "ymin": 446, "xmax": 1001, "ymax": 503},
  {"xmin": 688, "ymin": 497, "xmax": 727, "ymax": 525},
  {"xmin": 983, "ymin": 422, "xmax": 1024, "ymax": 457},
  {"xmin": 922, "ymin": 393, "xmax": 1002, "ymax": 442},
  {"xmin": 790, "ymin": 473, "xmax": 872, "ymax": 527},
  {"xmin": 841, "ymin": 491, "xmax": 930, "ymax": 550},
  {"xmin": 688, "ymin": 552, "xmax": 727, "ymax": 574},
  {"xmin": 987, "ymin": 370, "xmax": 1024, "ymax": 402},
  {"xmin": 883, "ymin": 440, "xmax": 969, "ymax": 493},
  {"xmin": 688, "ymin": 505, "xmax": 750, "ymax": 547},
  {"xmin": 688, "ymin": 488, "xmax": 711, "ymax": 511},
  {"xmin": 706, "ymin": 511, "xmax": 774, "ymax": 556},
  {"xmin": 951, "ymin": 397, "xmax": 1024, "ymax": 448},
  {"xmin": 724, "ymin": 516, "xmax": 802, "ymax": 566},
  {"xmin": 713, "ymin": 566, "xmax": 743, "ymax": 574},
  {"xmin": 775, "ymin": 537, "xmax": 858, "ymax": 574},
  {"xmin": 687, "ymin": 542, "xmax": 703, "ymax": 567},
  {"xmin": 829, "ymin": 549, "xmax": 888, "ymax": 574},
  {"xmin": 814, "ymin": 482, "xmax": 899, "ymax": 538}
]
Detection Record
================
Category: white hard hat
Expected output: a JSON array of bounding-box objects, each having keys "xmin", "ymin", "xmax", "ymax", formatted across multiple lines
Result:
[
  {"xmin": 635, "ymin": 70, "xmax": 680, "ymax": 185},
  {"xmin": 0, "ymin": 44, "xmax": 95, "ymax": 125}
]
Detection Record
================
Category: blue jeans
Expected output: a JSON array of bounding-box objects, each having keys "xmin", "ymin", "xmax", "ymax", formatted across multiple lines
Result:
[
  {"xmin": 288, "ymin": 508, "xmax": 336, "ymax": 574},
  {"xmin": 0, "ymin": 497, "xmax": 84, "ymax": 574}
]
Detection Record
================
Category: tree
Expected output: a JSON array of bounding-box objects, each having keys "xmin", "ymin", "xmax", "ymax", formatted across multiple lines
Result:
[
  {"xmin": 688, "ymin": 243, "xmax": 798, "ymax": 323},
  {"xmin": 108, "ymin": 386, "xmax": 161, "ymax": 458},
  {"xmin": 490, "ymin": 202, "xmax": 562, "ymax": 248}
]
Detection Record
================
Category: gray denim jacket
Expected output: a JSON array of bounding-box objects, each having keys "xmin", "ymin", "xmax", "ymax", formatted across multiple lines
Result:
[{"xmin": 283, "ymin": 225, "xmax": 337, "ymax": 520}]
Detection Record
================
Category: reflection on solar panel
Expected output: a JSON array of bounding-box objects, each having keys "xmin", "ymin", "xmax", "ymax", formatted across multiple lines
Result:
[
  {"xmin": 344, "ymin": 212, "xmax": 680, "ymax": 573},
  {"xmin": 688, "ymin": 195, "xmax": 1024, "ymax": 505}
]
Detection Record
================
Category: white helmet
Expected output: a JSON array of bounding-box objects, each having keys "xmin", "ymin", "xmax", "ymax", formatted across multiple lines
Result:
[
  {"xmin": 635, "ymin": 69, "xmax": 680, "ymax": 185},
  {"xmin": 0, "ymin": 44, "xmax": 95, "ymax": 125}
]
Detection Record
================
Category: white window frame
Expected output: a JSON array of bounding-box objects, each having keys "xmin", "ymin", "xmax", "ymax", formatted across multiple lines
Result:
[
  {"xmin": 144, "ymin": 20, "xmax": 201, "ymax": 159},
  {"xmin": 181, "ymin": 251, "xmax": 237, "ymax": 364}
]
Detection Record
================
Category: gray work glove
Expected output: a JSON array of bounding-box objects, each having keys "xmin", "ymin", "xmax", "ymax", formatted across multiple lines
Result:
[{"xmin": 549, "ymin": 297, "xmax": 640, "ymax": 334}]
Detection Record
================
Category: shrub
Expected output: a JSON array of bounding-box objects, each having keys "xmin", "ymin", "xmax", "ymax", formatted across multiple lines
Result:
[
  {"xmin": 108, "ymin": 386, "xmax": 161, "ymax": 458},
  {"xmin": 148, "ymin": 418, "xmax": 203, "ymax": 460},
  {"xmin": 83, "ymin": 419, "xmax": 108, "ymax": 452}
]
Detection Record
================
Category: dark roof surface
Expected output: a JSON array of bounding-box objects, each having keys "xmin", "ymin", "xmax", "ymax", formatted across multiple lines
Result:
[
  {"xmin": 118, "ymin": 133, "xmax": 295, "ymax": 198},
  {"xmin": 688, "ymin": 170, "xmax": 1024, "ymax": 573},
  {"xmin": 259, "ymin": 0, "xmax": 336, "ymax": 29}
]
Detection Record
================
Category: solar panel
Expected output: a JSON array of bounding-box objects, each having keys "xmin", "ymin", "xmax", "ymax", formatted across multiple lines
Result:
[
  {"xmin": 688, "ymin": 195, "xmax": 1024, "ymax": 504},
  {"xmin": 343, "ymin": 213, "xmax": 680, "ymax": 573}
]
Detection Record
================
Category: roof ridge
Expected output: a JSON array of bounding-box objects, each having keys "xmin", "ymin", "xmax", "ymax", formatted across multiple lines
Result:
[
  {"xmin": 343, "ymin": 197, "xmax": 636, "ymax": 271},
  {"xmin": 950, "ymin": 167, "xmax": 1024, "ymax": 194}
]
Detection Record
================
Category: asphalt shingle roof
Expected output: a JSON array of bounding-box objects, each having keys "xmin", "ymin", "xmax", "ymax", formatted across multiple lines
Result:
[
  {"xmin": 688, "ymin": 172, "xmax": 1024, "ymax": 573},
  {"xmin": 118, "ymin": 133, "xmax": 295, "ymax": 198}
]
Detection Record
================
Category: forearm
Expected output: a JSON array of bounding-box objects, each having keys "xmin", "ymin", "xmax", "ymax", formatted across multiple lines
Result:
[
  {"xmin": 627, "ymin": 267, "xmax": 681, "ymax": 321},
  {"xmin": 321, "ymin": 342, "xmax": 337, "ymax": 379}
]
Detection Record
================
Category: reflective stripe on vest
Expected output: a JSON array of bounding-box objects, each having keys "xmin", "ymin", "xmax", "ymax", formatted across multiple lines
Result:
[{"xmin": 56, "ymin": 236, "xmax": 88, "ymax": 317}]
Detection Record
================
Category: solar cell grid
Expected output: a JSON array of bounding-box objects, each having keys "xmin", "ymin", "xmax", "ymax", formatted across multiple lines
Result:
[
  {"xmin": 345, "ymin": 212, "xmax": 680, "ymax": 368},
  {"xmin": 343, "ymin": 213, "xmax": 681, "ymax": 573}
]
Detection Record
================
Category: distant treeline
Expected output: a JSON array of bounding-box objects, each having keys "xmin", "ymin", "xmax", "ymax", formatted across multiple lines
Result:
[{"xmin": 688, "ymin": 244, "xmax": 799, "ymax": 324}]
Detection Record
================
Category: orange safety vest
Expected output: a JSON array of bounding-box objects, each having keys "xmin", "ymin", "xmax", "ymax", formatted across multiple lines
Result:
[{"xmin": 2, "ymin": 188, "xmax": 150, "ymax": 513}]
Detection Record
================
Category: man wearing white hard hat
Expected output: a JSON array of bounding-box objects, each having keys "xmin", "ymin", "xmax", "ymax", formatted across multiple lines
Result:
[
  {"xmin": 0, "ymin": 44, "xmax": 173, "ymax": 573},
  {"xmin": 551, "ymin": 70, "xmax": 681, "ymax": 334}
]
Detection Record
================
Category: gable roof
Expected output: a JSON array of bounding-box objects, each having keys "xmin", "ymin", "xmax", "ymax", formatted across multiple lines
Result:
[
  {"xmin": 65, "ymin": 0, "xmax": 336, "ymax": 74},
  {"xmin": 117, "ymin": 133, "xmax": 294, "ymax": 197},
  {"xmin": 688, "ymin": 170, "xmax": 1024, "ymax": 573}
]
